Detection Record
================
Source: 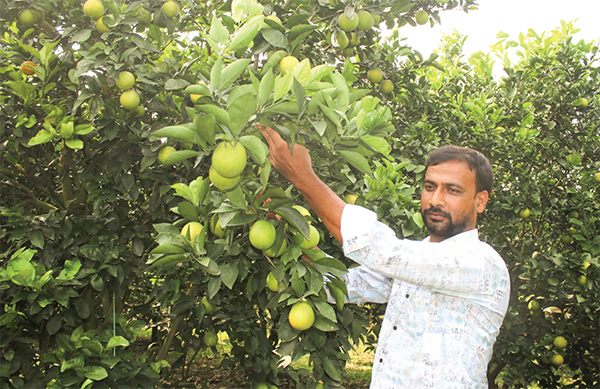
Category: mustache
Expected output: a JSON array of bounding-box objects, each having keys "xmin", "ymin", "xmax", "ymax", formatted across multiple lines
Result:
[{"xmin": 422, "ymin": 206, "xmax": 452, "ymax": 219}]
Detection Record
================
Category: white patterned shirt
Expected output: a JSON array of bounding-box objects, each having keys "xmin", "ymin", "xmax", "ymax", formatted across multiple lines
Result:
[{"xmin": 340, "ymin": 205, "xmax": 510, "ymax": 388}]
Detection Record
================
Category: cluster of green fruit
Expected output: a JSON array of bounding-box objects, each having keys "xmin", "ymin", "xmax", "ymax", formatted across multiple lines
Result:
[
  {"xmin": 332, "ymin": 9, "xmax": 378, "ymax": 52},
  {"xmin": 115, "ymin": 71, "xmax": 144, "ymax": 115},
  {"xmin": 367, "ymin": 67, "xmax": 394, "ymax": 94},
  {"xmin": 83, "ymin": 0, "xmax": 178, "ymax": 33},
  {"xmin": 209, "ymin": 141, "xmax": 247, "ymax": 191}
]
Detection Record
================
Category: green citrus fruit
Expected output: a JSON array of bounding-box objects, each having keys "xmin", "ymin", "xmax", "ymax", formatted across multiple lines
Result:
[
  {"xmin": 190, "ymin": 94, "xmax": 203, "ymax": 103},
  {"xmin": 289, "ymin": 301, "xmax": 315, "ymax": 331},
  {"xmin": 130, "ymin": 105, "xmax": 145, "ymax": 118},
  {"xmin": 120, "ymin": 90, "xmax": 140, "ymax": 110},
  {"xmin": 266, "ymin": 272, "xmax": 279, "ymax": 292},
  {"xmin": 279, "ymin": 55, "xmax": 299, "ymax": 76},
  {"xmin": 116, "ymin": 71, "xmax": 135, "ymax": 90},
  {"xmin": 96, "ymin": 17, "xmax": 110, "ymax": 33},
  {"xmin": 550, "ymin": 354, "xmax": 564, "ymax": 366},
  {"xmin": 181, "ymin": 222, "xmax": 203, "ymax": 242},
  {"xmin": 577, "ymin": 275, "xmax": 587, "ymax": 287},
  {"xmin": 527, "ymin": 300, "xmax": 540, "ymax": 311},
  {"xmin": 367, "ymin": 68, "xmax": 383, "ymax": 84},
  {"xmin": 83, "ymin": 0, "xmax": 105, "ymax": 19},
  {"xmin": 349, "ymin": 32, "xmax": 360, "ymax": 46},
  {"xmin": 553, "ymin": 336, "xmax": 567, "ymax": 350},
  {"xmin": 162, "ymin": 1, "xmax": 180, "ymax": 18},
  {"xmin": 379, "ymin": 79, "xmax": 394, "ymax": 94},
  {"xmin": 137, "ymin": 9, "xmax": 152, "ymax": 25},
  {"xmin": 210, "ymin": 214, "xmax": 228, "ymax": 238},
  {"xmin": 561, "ymin": 235, "xmax": 572, "ymax": 245},
  {"xmin": 256, "ymin": 384, "xmax": 269, "ymax": 389},
  {"xmin": 338, "ymin": 13, "xmax": 359, "ymax": 31},
  {"xmin": 335, "ymin": 31, "xmax": 349, "ymax": 49},
  {"xmin": 357, "ymin": 10, "xmax": 374, "ymax": 30},
  {"xmin": 209, "ymin": 166, "xmax": 240, "ymax": 191},
  {"xmin": 595, "ymin": 172, "xmax": 600, "ymax": 182},
  {"xmin": 158, "ymin": 146, "xmax": 176, "ymax": 164},
  {"xmin": 204, "ymin": 330, "xmax": 218, "ymax": 347},
  {"xmin": 372, "ymin": 14, "xmax": 380, "ymax": 25},
  {"xmin": 212, "ymin": 141, "xmax": 247, "ymax": 178},
  {"xmin": 201, "ymin": 297, "xmax": 216, "ymax": 313},
  {"xmin": 292, "ymin": 205, "xmax": 312, "ymax": 223},
  {"xmin": 415, "ymin": 10, "xmax": 429, "ymax": 25},
  {"xmin": 519, "ymin": 208, "xmax": 530, "ymax": 219},
  {"xmin": 249, "ymin": 220, "xmax": 276, "ymax": 250},
  {"xmin": 263, "ymin": 239, "xmax": 287, "ymax": 257},
  {"xmin": 294, "ymin": 225, "xmax": 319, "ymax": 249},
  {"xmin": 568, "ymin": 227, "xmax": 577, "ymax": 236},
  {"xmin": 18, "ymin": 9, "xmax": 36, "ymax": 26}
]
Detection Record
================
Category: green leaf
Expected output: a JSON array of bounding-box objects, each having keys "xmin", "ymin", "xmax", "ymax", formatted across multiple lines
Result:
[
  {"xmin": 74, "ymin": 124, "xmax": 94, "ymax": 135},
  {"xmin": 219, "ymin": 58, "xmax": 252, "ymax": 90},
  {"xmin": 195, "ymin": 113, "xmax": 216, "ymax": 145},
  {"xmin": 238, "ymin": 135, "xmax": 266, "ymax": 165},
  {"xmin": 273, "ymin": 74, "xmax": 292, "ymax": 102},
  {"xmin": 220, "ymin": 261, "xmax": 239, "ymax": 289},
  {"xmin": 28, "ymin": 129, "xmax": 55, "ymax": 146},
  {"xmin": 65, "ymin": 139, "xmax": 83, "ymax": 149},
  {"xmin": 226, "ymin": 186, "xmax": 247, "ymax": 209},
  {"xmin": 228, "ymin": 92, "xmax": 257, "ymax": 136},
  {"xmin": 29, "ymin": 229, "xmax": 45, "ymax": 249},
  {"xmin": 209, "ymin": 15, "xmax": 230, "ymax": 44},
  {"xmin": 163, "ymin": 150, "xmax": 203, "ymax": 165},
  {"xmin": 314, "ymin": 300, "xmax": 337, "ymax": 323},
  {"xmin": 106, "ymin": 335, "xmax": 130, "ymax": 349},
  {"xmin": 61, "ymin": 354, "xmax": 84, "ymax": 372},
  {"xmin": 338, "ymin": 150, "xmax": 372, "ymax": 175},
  {"xmin": 211, "ymin": 57, "xmax": 222, "ymax": 90},
  {"xmin": 150, "ymin": 125, "xmax": 202, "ymax": 144},
  {"xmin": 229, "ymin": 19, "xmax": 262, "ymax": 52},
  {"xmin": 178, "ymin": 201, "xmax": 199, "ymax": 222},
  {"xmin": 150, "ymin": 244, "xmax": 186, "ymax": 255},
  {"xmin": 258, "ymin": 69, "xmax": 275, "ymax": 107},
  {"xmin": 360, "ymin": 135, "xmax": 391, "ymax": 155},
  {"xmin": 165, "ymin": 78, "xmax": 189, "ymax": 90},
  {"xmin": 273, "ymin": 206, "xmax": 310, "ymax": 239},
  {"xmin": 311, "ymin": 257, "xmax": 347, "ymax": 279},
  {"xmin": 57, "ymin": 259, "xmax": 82, "ymax": 280},
  {"xmin": 197, "ymin": 105, "xmax": 230, "ymax": 125},
  {"xmin": 262, "ymin": 28, "xmax": 286, "ymax": 48},
  {"xmin": 6, "ymin": 255, "xmax": 36, "ymax": 287},
  {"xmin": 83, "ymin": 366, "xmax": 108, "ymax": 381},
  {"xmin": 322, "ymin": 357, "xmax": 342, "ymax": 381}
]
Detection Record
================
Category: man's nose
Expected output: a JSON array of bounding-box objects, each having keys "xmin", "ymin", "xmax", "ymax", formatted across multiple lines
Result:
[{"xmin": 429, "ymin": 188, "xmax": 445, "ymax": 208}]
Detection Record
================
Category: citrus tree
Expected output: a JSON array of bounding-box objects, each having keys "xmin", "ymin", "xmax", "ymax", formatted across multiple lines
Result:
[{"xmin": 0, "ymin": 0, "xmax": 473, "ymax": 387}]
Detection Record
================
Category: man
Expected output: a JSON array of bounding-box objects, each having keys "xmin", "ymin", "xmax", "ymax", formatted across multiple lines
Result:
[{"xmin": 258, "ymin": 125, "xmax": 510, "ymax": 388}]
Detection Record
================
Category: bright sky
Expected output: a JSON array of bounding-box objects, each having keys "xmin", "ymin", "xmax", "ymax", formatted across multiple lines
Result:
[{"xmin": 398, "ymin": 0, "xmax": 600, "ymax": 57}]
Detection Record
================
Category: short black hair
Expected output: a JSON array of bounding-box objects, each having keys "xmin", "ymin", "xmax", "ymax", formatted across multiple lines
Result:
[{"xmin": 426, "ymin": 145, "xmax": 493, "ymax": 194}]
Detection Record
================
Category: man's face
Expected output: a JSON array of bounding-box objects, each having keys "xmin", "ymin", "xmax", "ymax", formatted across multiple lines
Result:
[{"xmin": 420, "ymin": 160, "xmax": 488, "ymax": 242}]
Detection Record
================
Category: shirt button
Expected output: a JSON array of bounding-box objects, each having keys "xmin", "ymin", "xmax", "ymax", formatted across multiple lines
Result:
[
  {"xmin": 405, "ymin": 293, "xmax": 410, "ymax": 298},
  {"xmin": 379, "ymin": 358, "xmax": 383, "ymax": 363},
  {"xmin": 393, "ymin": 326, "xmax": 397, "ymax": 330}
]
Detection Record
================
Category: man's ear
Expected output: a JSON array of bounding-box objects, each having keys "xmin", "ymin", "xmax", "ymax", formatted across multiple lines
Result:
[{"xmin": 476, "ymin": 190, "xmax": 489, "ymax": 214}]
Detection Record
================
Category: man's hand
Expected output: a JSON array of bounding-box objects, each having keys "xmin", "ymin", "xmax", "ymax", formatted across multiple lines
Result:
[
  {"xmin": 257, "ymin": 125, "xmax": 316, "ymax": 192},
  {"xmin": 258, "ymin": 125, "xmax": 346, "ymax": 243}
]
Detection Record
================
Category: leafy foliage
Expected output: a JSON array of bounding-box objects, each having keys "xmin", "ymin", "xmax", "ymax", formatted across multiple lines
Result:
[{"xmin": 1, "ymin": 0, "xmax": 597, "ymax": 388}]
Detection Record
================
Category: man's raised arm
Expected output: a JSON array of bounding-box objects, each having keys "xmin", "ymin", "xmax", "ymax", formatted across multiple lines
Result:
[{"xmin": 258, "ymin": 125, "xmax": 346, "ymax": 243}]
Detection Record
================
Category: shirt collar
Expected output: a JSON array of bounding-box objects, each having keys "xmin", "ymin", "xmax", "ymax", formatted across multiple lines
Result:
[{"xmin": 423, "ymin": 228, "xmax": 479, "ymax": 243}]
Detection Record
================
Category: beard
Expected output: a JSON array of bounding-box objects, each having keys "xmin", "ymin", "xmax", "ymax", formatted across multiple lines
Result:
[{"xmin": 422, "ymin": 206, "xmax": 471, "ymax": 240}]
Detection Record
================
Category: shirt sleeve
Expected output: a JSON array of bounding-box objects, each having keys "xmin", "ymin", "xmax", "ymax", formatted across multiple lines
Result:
[
  {"xmin": 340, "ymin": 204, "xmax": 505, "ymax": 300},
  {"xmin": 341, "ymin": 265, "xmax": 394, "ymax": 304}
]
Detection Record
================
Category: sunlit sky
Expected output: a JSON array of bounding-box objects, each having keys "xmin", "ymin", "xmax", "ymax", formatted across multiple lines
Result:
[{"xmin": 397, "ymin": 0, "xmax": 600, "ymax": 58}]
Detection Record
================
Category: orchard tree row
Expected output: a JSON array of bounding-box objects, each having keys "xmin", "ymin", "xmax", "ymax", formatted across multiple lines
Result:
[{"xmin": 0, "ymin": 0, "xmax": 598, "ymax": 388}]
